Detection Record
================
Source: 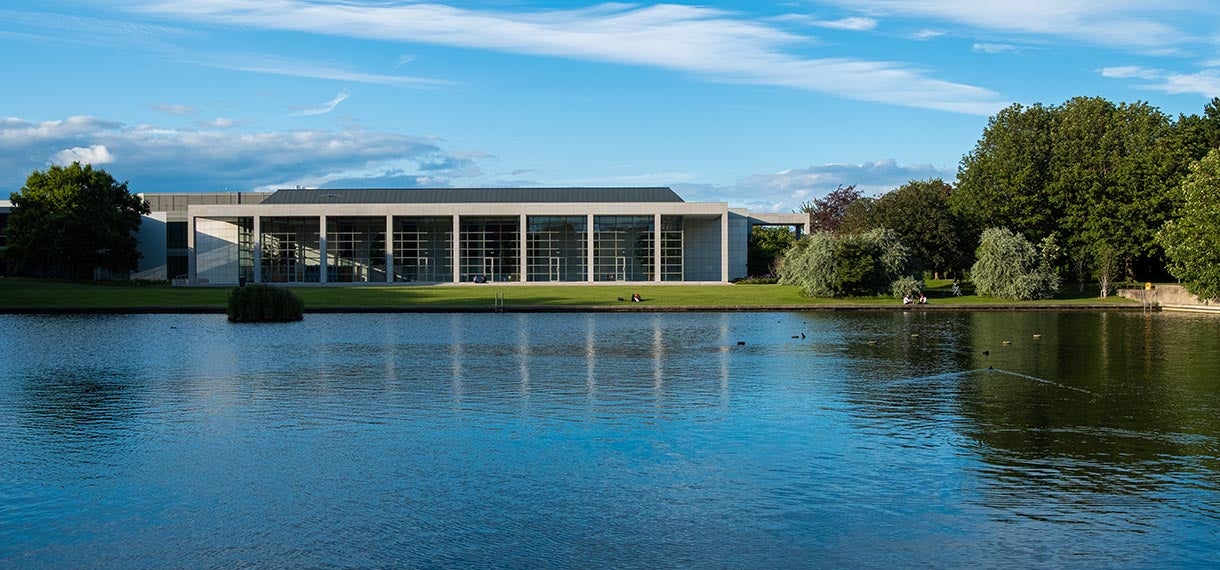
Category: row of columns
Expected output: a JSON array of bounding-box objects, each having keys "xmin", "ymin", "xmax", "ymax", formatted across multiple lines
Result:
[{"xmin": 211, "ymin": 212, "xmax": 724, "ymax": 285}]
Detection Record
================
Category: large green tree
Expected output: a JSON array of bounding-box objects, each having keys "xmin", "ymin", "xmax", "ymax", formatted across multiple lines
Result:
[
  {"xmin": 1048, "ymin": 98, "xmax": 1186, "ymax": 284},
  {"xmin": 1158, "ymin": 148, "xmax": 1220, "ymax": 301},
  {"xmin": 952, "ymin": 102, "xmax": 1057, "ymax": 240},
  {"xmin": 4, "ymin": 163, "xmax": 149, "ymax": 279},
  {"xmin": 954, "ymin": 97, "xmax": 1190, "ymax": 284},
  {"xmin": 866, "ymin": 178, "xmax": 969, "ymax": 277}
]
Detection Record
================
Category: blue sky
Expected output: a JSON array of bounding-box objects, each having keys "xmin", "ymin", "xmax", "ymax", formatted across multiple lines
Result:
[{"xmin": 2, "ymin": 1, "xmax": 1218, "ymax": 210}]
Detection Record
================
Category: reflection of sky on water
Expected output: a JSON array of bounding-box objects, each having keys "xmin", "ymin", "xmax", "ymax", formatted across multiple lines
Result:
[{"xmin": 0, "ymin": 311, "xmax": 1217, "ymax": 567}]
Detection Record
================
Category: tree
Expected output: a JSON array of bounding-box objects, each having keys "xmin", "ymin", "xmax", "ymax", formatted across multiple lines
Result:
[
  {"xmin": 4, "ymin": 163, "xmax": 149, "ymax": 279},
  {"xmin": 867, "ymin": 178, "xmax": 969, "ymax": 277},
  {"xmin": 1158, "ymin": 148, "xmax": 1220, "ymax": 301},
  {"xmin": 971, "ymin": 228, "xmax": 1060, "ymax": 300},
  {"xmin": 954, "ymin": 97, "xmax": 1191, "ymax": 284},
  {"xmin": 800, "ymin": 184, "xmax": 862, "ymax": 234},
  {"xmin": 778, "ymin": 228, "xmax": 918, "ymax": 298},
  {"xmin": 952, "ymin": 103, "xmax": 1057, "ymax": 241},
  {"xmin": 1048, "ymin": 97, "xmax": 1185, "ymax": 286},
  {"xmin": 747, "ymin": 225, "xmax": 796, "ymax": 276}
]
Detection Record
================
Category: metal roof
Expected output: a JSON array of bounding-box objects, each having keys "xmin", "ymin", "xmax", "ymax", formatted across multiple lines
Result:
[{"xmin": 262, "ymin": 187, "xmax": 685, "ymax": 205}]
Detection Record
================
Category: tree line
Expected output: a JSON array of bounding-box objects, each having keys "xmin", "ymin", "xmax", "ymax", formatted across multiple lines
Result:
[{"xmin": 772, "ymin": 96, "xmax": 1220, "ymax": 300}]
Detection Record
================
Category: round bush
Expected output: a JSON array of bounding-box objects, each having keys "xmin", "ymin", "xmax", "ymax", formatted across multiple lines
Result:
[{"xmin": 227, "ymin": 284, "xmax": 304, "ymax": 322}]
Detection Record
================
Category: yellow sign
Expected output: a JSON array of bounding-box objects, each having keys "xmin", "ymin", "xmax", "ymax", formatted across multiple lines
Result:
[{"xmin": 1145, "ymin": 282, "xmax": 1153, "ymax": 291}]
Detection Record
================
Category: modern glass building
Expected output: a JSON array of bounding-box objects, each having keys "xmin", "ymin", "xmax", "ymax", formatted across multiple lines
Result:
[{"xmin": 130, "ymin": 188, "xmax": 805, "ymax": 285}]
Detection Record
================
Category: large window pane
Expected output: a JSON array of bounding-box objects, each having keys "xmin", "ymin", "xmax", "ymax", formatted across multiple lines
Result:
[{"xmin": 527, "ymin": 216, "xmax": 586, "ymax": 282}]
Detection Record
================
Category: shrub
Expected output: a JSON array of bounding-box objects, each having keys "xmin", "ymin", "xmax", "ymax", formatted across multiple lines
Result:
[
  {"xmin": 733, "ymin": 276, "xmax": 779, "ymax": 284},
  {"xmin": 227, "ymin": 284, "xmax": 304, "ymax": 322},
  {"xmin": 779, "ymin": 228, "xmax": 921, "ymax": 297},
  {"xmin": 891, "ymin": 276, "xmax": 924, "ymax": 299},
  {"xmin": 971, "ymin": 228, "xmax": 1061, "ymax": 300}
]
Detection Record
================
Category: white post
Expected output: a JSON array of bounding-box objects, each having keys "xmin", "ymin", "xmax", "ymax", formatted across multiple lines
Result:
[
  {"xmin": 319, "ymin": 214, "xmax": 328, "ymax": 284},
  {"xmin": 187, "ymin": 215, "xmax": 196, "ymax": 285},
  {"xmin": 452, "ymin": 214, "xmax": 461, "ymax": 283},
  {"xmin": 519, "ymin": 214, "xmax": 528, "ymax": 283},
  {"xmin": 653, "ymin": 213, "xmax": 662, "ymax": 283},
  {"xmin": 252, "ymin": 215, "xmax": 262, "ymax": 284},
  {"xmin": 587, "ymin": 214, "xmax": 595, "ymax": 283},
  {"xmin": 386, "ymin": 214, "xmax": 394, "ymax": 284},
  {"xmin": 720, "ymin": 211, "xmax": 729, "ymax": 283}
]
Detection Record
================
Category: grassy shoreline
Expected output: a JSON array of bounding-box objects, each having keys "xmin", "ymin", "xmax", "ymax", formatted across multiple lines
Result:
[{"xmin": 0, "ymin": 277, "xmax": 1140, "ymax": 312}]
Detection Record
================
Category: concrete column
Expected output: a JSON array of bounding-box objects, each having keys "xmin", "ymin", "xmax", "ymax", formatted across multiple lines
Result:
[
  {"xmin": 653, "ymin": 213, "xmax": 662, "ymax": 283},
  {"xmin": 319, "ymin": 214, "xmax": 328, "ymax": 284},
  {"xmin": 586, "ymin": 214, "xmax": 595, "ymax": 282},
  {"xmin": 252, "ymin": 215, "xmax": 262, "ymax": 284},
  {"xmin": 187, "ymin": 215, "xmax": 196, "ymax": 285},
  {"xmin": 720, "ymin": 211, "xmax": 729, "ymax": 283},
  {"xmin": 519, "ymin": 213, "xmax": 528, "ymax": 283},
  {"xmin": 452, "ymin": 214, "xmax": 461, "ymax": 283},
  {"xmin": 386, "ymin": 214, "xmax": 394, "ymax": 284}
]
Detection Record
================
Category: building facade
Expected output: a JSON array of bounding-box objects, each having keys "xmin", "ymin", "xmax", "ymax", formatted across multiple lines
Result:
[{"xmin": 130, "ymin": 188, "xmax": 803, "ymax": 285}]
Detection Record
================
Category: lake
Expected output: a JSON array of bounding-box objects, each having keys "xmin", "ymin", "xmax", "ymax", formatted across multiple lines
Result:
[{"xmin": 1, "ymin": 311, "xmax": 1217, "ymax": 567}]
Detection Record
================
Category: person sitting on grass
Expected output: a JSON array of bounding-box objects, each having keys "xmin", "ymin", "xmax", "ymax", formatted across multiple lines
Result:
[
  {"xmin": 632, "ymin": 292, "xmax": 643, "ymax": 303},
  {"xmin": 918, "ymin": 294, "xmax": 928, "ymax": 304},
  {"xmin": 903, "ymin": 295, "xmax": 913, "ymax": 305}
]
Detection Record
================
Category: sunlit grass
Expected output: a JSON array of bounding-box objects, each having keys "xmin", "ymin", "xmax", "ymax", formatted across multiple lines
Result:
[{"xmin": 0, "ymin": 277, "xmax": 1138, "ymax": 309}]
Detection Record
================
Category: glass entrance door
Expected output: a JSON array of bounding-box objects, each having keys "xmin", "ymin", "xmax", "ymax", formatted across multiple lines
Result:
[
  {"xmin": 416, "ymin": 257, "xmax": 432, "ymax": 282},
  {"xmin": 548, "ymin": 257, "xmax": 561, "ymax": 282},
  {"xmin": 615, "ymin": 256, "xmax": 628, "ymax": 281}
]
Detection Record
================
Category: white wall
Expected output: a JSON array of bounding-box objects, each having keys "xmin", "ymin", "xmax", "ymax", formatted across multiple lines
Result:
[
  {"xmin": 196, "ymin": 218, "xmax": 241, "ymax": 284},
  {"xmin": 132, "ymin": 212, "xmax": 168, "ymax": 280}
]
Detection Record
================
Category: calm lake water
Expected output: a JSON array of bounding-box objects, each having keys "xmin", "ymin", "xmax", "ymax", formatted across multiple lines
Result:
[{"xmin": 1, "ymin": 311, "xmax": 1218, "ymax": 568}]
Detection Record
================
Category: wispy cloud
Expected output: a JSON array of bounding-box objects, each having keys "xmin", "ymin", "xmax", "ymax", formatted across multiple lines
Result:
[
  {"xmin": 291, "ymin": 91, "xmax": 351, "ymax": 117},
  {"xmin": 973, "ymin": 43, "xmax": 1021, "ymax": 54},
  {"xmin": 822, "ymin": 0, "xmax": 1197, "ymax": 51},
  {"xmin": 122, "ymin": 0, "xmax": 1005, "ymax": 114},
  {"xmin": 189, "ymin": 53, "xmax": 450, "ymax": 86},
  {"xmin": 395, "ymin": 54, "xmax": 416, "ymax": 68},
  {"xmin": 150, "ymin": 103, "xmax": 195, "ymax": 116},
  {"xmin": 0, "ymin": 115, "xmax": 490, "ymax": 192},
  {"xmin": 202, "ymin": 117, "xmax": 237, "ymax": 128},
  {"xmin": 772, "ymin": 14, "xmax": 878, "ymax": 31},
  {"xmin": 1099, "ymin": 65, "xmax": 1220, "ymax": 97},
  {"xmin": 910, "ymin": 29, "xmax": 945, "ymax": 40}
]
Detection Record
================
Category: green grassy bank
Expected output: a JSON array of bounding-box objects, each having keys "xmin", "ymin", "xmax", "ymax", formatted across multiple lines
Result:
[{"xmin": 0, "ymin": 277, "xmax": 1138, "ymax": 311}]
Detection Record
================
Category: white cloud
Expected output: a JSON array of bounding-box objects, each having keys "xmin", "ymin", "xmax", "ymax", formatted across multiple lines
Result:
[
  {"xmin": 910, "ymin": 29, "xmax": 945, "ymax": 40},
  {"xmin": 0, "ymin": 115, "xmax": 492, "ymax": 192},
  {"xmin": 121, "ymin": 0, "xmax": 1005, "ymax": 114},
  {"xmin": 52, "ymin": 144, "xmax": 114, "ymax": 166},
  {"xmin": 773, "ymin": 14, "xmax": 878, "ymax": 31},
  {"xmin": 972, "ymin": 43, "xmax": 1021, "ymax": 54},
  {"xmin": 1099, "ymin": 66, "xmax": 1162, "ymax": 80},
  {"xmin": 1100, "ymin": 65, "xmax": 1220, "ymax": 96},
  {"xmin": 203, "ymin": 117, "xmax": 237, "ymax": 128},
  {"xmin": 191, "ymin": 53, "xmax": 449, "ymax": 87},
  {"xmin": 822, "ymin": 0, "xmax": 1197, "ymax": 50},
  {"xmin": 291, "ymin": 91, "xmax": 351, "ymax": 117},
  {"xmin": 674, "ymin": 159, "xmax": 954, "ymax": 211},
  {"xmin": 150, "ymin": 103, "xmax": 195, "ymax": 115}
]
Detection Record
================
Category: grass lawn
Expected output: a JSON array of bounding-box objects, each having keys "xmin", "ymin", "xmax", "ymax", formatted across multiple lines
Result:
[{"xmin": 0, "ymin": 277, "xmax": 1138, "ymax": 310}]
